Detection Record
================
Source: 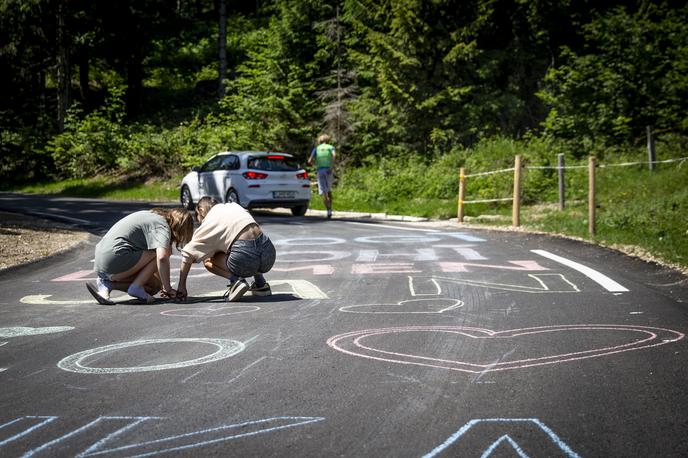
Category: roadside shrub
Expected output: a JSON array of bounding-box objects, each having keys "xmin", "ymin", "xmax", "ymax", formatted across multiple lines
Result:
[{"xmin": 47, "ymin": 87, "xmax": 127, "ymax": 178}]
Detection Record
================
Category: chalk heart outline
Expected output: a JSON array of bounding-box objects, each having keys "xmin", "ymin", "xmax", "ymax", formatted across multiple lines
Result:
[
  {"xmin": 327, "ymin": 325, "xmax": 685, "ymax": 374},
  {"xmin": 339, "ymin": 298, "xmax": 463, "ymax": 315}
]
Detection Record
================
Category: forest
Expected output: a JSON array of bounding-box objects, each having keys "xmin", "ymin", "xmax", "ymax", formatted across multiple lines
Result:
[{"xmin": 1, "ymin": 0, "xmax": 687, "ymax": 185}]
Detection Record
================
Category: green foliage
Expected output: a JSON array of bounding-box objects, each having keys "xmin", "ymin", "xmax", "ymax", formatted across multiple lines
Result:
[
  {"xmin": 539, "ymin": 4, "xmax": 688, "ymax": 154},
  {"xmin": 47, "ymin": 87, "xmax": 128, "ymax": 178},
  {"xmin": 523, "ymin": 160, "xmax": 688, "ymax": 268}
]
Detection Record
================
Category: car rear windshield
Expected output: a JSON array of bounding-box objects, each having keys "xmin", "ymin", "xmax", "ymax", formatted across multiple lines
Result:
[{"xmin": 247, "ymin": 155, "xmax": 300, "ymax": 171}]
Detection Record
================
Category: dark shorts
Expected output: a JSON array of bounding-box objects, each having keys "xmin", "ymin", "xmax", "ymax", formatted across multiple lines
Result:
[{"xmin": 226, "ymin": 233, "xmax": 276, "ymax": 278}]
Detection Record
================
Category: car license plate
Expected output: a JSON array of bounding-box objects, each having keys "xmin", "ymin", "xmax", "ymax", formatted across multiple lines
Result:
[{"xmin": 273, "ymin": 191, "xmax": 295, "ymax": 199}]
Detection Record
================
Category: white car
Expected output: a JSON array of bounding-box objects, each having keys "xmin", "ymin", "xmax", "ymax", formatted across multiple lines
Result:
[{"xmin": 180, "ymin": 151, "xmax": 311, "ymax": 216}]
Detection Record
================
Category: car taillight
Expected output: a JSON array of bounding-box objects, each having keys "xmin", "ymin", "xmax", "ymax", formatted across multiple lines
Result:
[
  {"xmin": 296, "ymin": 171, "xmax": 309, "ymax": 180},
  {"xmin": 243, "ymin": 171, "xmax": 268, "ymax": 179}
]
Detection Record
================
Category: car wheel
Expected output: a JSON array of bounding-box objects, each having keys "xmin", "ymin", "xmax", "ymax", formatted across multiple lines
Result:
[
  {"xmin": 180, "ymin": 186, "xmax": 194, "ymax": 210},
  {"xmin": 291, "ymin": 204, "xmax": 308, "ymax": 216},
  {"xmin": 225, "ymin": 189, "xmax": 240, "ymax": 205}
]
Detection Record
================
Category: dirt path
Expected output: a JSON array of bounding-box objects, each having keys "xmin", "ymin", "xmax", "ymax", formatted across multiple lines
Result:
[{"xmin": 0, "ymin": 211, "xmax": 90, "ymax": 271}]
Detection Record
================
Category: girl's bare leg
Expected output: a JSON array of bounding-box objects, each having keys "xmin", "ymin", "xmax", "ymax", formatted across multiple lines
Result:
[
  {"xmin": 203, "ymin": 252, "xmax": 231, "ymax": 279},
  {"xmin": 110, "ymin": 251, "xmax": 156, "ymax": 292}
]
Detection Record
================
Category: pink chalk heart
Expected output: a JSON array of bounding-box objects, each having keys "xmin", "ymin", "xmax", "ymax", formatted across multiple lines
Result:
[{"xmin": 327, "ymin": 325, "xmax": 684, "ymax": 373}]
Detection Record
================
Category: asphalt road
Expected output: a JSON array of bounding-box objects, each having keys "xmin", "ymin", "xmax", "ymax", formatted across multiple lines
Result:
[{"xmin": 1, "ymin": 193, "xmax": 687, "ymax": 457}]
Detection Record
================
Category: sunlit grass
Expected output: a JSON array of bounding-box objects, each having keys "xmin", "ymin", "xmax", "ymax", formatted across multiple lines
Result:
[{"xmin": 16, "ymin": 175, "xmax": 181, "ymax": 202}]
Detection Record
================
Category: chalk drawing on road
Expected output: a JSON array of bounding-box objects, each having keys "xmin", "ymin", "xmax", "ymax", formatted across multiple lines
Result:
[
  {"xmin": 0, "ymin": 415, "xmax": 324, "ymax": 457},
  {"xmin": 198, "ymin": 280, "xmax": 327, "ymax": 300},
  {"xmin": 0, "ymin": 327, "xmax": 74, "ymax": 373},
  {"xmin": 422, "ymin": 418, "xmax": 580, "ymax": 458},
  {"xmin": 21, "ymin": 279, "xmax": 327, "ymax": 307},
  {"xmin": 409, "ymin": 274, "xmax": 580, "ymax": 294},
  {"xmin": 532, "ymin": 249, "xmax": 629, "ymax": 293},
  {"xmin": 327, "ymin": 325, "xmax": 684, "ymax": 374},
  {"xmin": 52, "ymin": 266, "xmax": 215, "ymax": 282},
  {"xmin": 161, "ymin": 305, "xmax": 260, "ymax": 318},
  {"xmin": 0, "ymin": 326, "xmax": 74, "ymax": 338},
  {"xmin": 21, "ymin": 295, "xmax": 136, "ymax": 306},
  {"xmin": 275, "ymin": 237, "xmax": 346, "ymax": 246},
  {"xmin": 0, "ymin": 415, "xmax": 59, "ymax": 448},
  {"xmin": 57, "ymin": 338, "xmax": 246, "ymax": 374},
  {"xmin": 339, "ymin": 298, "xmax": 463, "ymax": 315},
  {"xmin": 408, "ymin": 277, "xmax": 442, "ymax": 296}
]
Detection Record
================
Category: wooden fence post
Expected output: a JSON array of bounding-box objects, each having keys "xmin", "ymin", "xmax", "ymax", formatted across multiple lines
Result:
[
  {"xmin": 588, "ymin": 156, "xmax": 596, "ymax": 236},
  {"xmin": 512, "ymin": 154, "xmax": 522, "ymax": 227},
  {"xmin": 647, "ymin": 125, "xmax": 656, "ymax": 171},
  {"xmin": 558, "ymin": 153, "xmax": 565, "ymax": 210},
  {"xmin": 458, "ymin": 167, "xmax": 465, "ymax": 223}
]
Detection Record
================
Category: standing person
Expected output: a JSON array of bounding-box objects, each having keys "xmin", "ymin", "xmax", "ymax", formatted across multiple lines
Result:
[
  {"xmin": 308, "ymin": 134, "xmax": 336, "ymax": 219},
  {"xmin": 175, "ymin": 197, "xmax": 276, "ymax": 302},
  {"xmin": 85, "ymin": 208, "xmax": 194, "ymax": 305}
]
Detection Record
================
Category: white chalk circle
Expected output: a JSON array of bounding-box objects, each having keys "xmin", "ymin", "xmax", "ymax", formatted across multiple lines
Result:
[{"xmin": 57, "ymin": 338, "xmax": 245, "ymax": 374}]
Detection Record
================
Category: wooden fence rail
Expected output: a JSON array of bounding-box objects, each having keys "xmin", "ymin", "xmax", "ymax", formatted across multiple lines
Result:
[{"xmin": 457, "ymin": 154, "xmax": 688, "ymax": 237}]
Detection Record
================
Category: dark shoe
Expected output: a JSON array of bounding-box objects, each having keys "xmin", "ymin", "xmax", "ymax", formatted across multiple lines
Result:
[
  {"xmin": 224, "ymin": 279, "xmax": 249, "ymax": 302},
  {"xmin": 86, "ymin": 282, "xmax": 115, "ymax": 305},
  {"xmin": 250, "ymin": 282, "xmax": 272, "ymax": 296}
]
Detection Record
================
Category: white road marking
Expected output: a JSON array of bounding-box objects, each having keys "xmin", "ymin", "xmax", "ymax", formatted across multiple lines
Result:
[{"xmin": 531, "ymin": 249, "xmax": 628, "ymax": 293}]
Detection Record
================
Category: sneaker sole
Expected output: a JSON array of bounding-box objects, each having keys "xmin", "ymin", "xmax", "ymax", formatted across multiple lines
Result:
[
  {"xmin": 251, "ymin": 289, "xmax": 272, "ymax": 297},
  {"xmin": 85, "ymin": 282, "xmax": 115, "ymax": 306},
  {"xmin": 227, "ymin": 282, "xmax": 250, "ymax": 302}
]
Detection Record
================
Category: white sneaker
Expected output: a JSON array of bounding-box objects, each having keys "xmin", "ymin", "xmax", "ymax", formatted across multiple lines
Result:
[
  {"xmin": 86, "ymin": 282, "xmax": 115, "ymax": 305},
  {"xmin": 96, "ymin": 276, "xmax": 112, "ymax": 297}
]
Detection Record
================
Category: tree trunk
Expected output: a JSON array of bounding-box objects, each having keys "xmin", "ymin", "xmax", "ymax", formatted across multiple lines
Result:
[
  {"xmin": 56, "ymin": 1, "xmax": 70, "ymax": 132},
  {"xmin": 79, "ymin": 55, "xmax": 90, "ymax": 104},
  {"xmin": 218, "ymin": 0, "xmax": 227, "ymax": 99},
  {"xmin": 126, "ymin": 46, "xmax": 143, "ymax": 117}
]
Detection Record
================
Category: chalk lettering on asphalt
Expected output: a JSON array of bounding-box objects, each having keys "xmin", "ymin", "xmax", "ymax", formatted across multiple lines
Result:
[
  {"xmin": 422, "ymin": 418, "xmax": 580, "ymax": 458},
  {"xmin": 21, "ymin": 279, "xmax": 328, "ymax": 306},
  {"xmin": 1, "ymin": 415, "xmax": 324, "ymax": 457},
  {"xmin": 409, "ymin": 274, "xmax": 580, "ymax": 294}
]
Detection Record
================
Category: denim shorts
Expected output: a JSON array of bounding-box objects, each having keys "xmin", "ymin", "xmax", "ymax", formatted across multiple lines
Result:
[
  {"xmin": 316, "ymin": 168, "xmax": 334, "ymax": 195},
  {"xmin": 226, "ymin": 233, "xmax": 276, "ymax": 278}
]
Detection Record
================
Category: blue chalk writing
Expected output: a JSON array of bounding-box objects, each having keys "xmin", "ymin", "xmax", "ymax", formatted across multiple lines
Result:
[
  {"xmin": 1, "ymin": 415, "xmax": 325, "ymax": 457},
  {"xmin": 0, "ymin": 416, "xmax": 57, "ymax": 447}
]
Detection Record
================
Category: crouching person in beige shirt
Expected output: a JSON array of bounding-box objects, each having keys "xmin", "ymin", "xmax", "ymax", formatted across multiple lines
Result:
[{"xmin": 176, "ymin": 197, "xmax": 276, "ymax": 302}]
